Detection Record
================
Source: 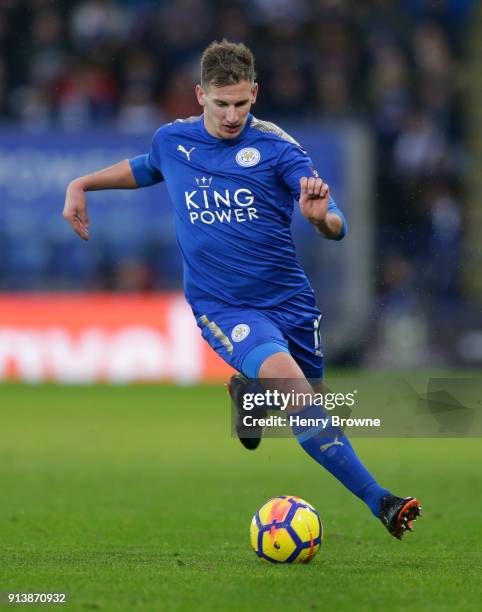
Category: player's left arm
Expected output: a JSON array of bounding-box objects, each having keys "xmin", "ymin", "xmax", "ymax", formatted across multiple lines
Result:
[
  {"xmin": 276, "ymin": 142, "xmax": 347, "ymax": 241},
  {"xmin": 299, "ymin": 176, "xmax": 346, "ymax": 240}
]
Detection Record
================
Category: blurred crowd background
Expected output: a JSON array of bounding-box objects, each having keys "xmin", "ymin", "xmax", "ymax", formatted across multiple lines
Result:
[{"xmin": 0, "ymin": 0, "xmax": 480, "ymax": 367}]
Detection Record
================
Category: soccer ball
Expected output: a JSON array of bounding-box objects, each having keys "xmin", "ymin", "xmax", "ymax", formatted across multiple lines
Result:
[{"xmin": 250, "ymin": 495, "xmax": 322, "ymax": 563}]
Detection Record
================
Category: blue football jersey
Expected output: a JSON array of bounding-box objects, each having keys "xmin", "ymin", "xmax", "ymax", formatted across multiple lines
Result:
[{"xmin": 131, "ymin": 113, "xmax": 346, "ymax": 308}]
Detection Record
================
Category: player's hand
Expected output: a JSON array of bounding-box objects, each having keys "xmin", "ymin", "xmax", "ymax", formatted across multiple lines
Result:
[
  {"xmin": 299, "ymin": 176, "xmax": 330, "ymax": 225},
  {"xmin": 63, "ymin": 180, "xmax": 90, "ymax": 241}
]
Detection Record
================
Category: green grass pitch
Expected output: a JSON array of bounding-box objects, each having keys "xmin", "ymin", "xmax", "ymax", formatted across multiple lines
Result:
[{"xmin": 0, "ymin": 383, "xmax": 481, "ymax": 611}]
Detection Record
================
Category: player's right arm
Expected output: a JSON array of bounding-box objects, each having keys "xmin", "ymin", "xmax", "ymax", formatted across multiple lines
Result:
[{"xmin": 63, "ymin": 153, "xmax": 163, "ymax": 241}]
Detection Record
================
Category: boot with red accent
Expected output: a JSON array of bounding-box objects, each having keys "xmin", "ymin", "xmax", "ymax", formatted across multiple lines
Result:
[{"xmin": 379, "ymin": 495, "xmax": 422, "ymax": 540}]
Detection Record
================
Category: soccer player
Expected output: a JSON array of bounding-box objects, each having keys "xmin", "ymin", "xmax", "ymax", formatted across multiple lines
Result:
[{"xmin": 63, "ymin": 40, "xmax": 421, "ymax": 539}]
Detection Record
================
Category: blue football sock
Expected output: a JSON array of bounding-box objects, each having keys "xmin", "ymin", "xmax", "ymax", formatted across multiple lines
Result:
[{"xmin": 291, "ymin": 405, "xmax": 391, "ymax": 516}]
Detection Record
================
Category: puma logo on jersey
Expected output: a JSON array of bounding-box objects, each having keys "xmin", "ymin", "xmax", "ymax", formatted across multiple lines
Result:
[{"xmin": 177, "ymin": 145, "xmax": 195, "ymax": 160}]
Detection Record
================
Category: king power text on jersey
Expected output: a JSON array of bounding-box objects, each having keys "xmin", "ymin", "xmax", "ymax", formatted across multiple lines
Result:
[{"xmin": 184, "ymin": 188, "xmax": 259, "ymax": 225}]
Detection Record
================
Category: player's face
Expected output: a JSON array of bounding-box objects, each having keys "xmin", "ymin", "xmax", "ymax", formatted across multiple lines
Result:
[{"xmin": 196, "ymin": 80, "xmax": 258, "ymax": 139}]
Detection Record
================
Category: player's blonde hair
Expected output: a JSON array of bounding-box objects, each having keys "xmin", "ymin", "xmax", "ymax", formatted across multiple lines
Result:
[{"xmin": 200, "ymin": 40, "xmax": 256, "ymax": 88}]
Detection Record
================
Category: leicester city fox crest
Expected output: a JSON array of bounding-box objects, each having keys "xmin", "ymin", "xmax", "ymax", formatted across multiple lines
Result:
[
  {"xmin": 231, "ymin": 324, "xmax": 250, "ymax": 342},
  {"xmin": 236, "ymin": 147, "xmax": 261, "ymax": 167}
]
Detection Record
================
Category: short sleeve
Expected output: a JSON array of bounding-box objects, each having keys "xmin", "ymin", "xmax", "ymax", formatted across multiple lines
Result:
[
  {"xmin": 128, "ymin": 127, "xmax": 165, "ymax": 187},
  {"xmin": 147, "ymin": 126, "xmax": 164, "ymax": 173},
  {"xmin": 129, "ymin": 154, "xmax": 163, "ymax": 186}
]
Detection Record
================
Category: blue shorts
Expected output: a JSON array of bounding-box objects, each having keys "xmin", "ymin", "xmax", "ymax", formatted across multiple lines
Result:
[{"xmin": 190, "ymin": 287, "xmax": 323, "ymax": 379}]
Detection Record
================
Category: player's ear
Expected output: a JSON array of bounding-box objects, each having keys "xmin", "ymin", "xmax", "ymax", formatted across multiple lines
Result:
[
  {"xmin": 195, "ymin": 84, "xmax": 206, "ymax": 107},
  {"xmin": 251, "ymin": 82, "xmax": 258, "ymax": 104}
]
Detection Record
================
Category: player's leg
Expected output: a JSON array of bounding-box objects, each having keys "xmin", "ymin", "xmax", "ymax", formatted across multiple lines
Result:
[
  {"xmin": 230, "ymin": 343, "xmax": 307, "ymax": 449},
  {"xmin": 259, "ymin": 352, "xmax": 421, "ymax": 538},
  {"xmin": 266, "ymin": 288, "xmax": 421, "ymax": 538},
  {"xmin": 258, "ymin": 351, "xmax": 392, "ymax": 514}
]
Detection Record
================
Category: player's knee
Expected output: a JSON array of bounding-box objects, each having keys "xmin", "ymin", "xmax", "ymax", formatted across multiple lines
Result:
[
  {"xmin": 258, "ymin": 351, "xmax": 305, "ymax": 379},
  {"xmin": 241, "ymin": 342, "xmax": 290, "ymax": 379}
]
